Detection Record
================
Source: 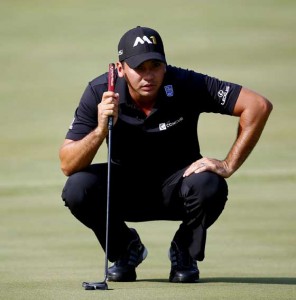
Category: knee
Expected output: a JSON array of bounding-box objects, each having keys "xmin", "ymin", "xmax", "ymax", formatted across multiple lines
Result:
[
  {"xmin": 201, "ymin": 172, "xmax": 228, "ymax": 201},
  {"xmin": 181, "ymin": 171, "xmax": 228, "ymax": 204},
  {"xmin": 61, "ymin": 171, "xmax": 102, "ymax": 211}
]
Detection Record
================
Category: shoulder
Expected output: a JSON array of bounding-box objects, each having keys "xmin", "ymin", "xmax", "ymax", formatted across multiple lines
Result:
[
  {"xmin": 165, "ymin": 65, "xmax": 207, "ymax": 93},
  {"xmin": 89, "ymin": 72, "xmax": 109, "ymax": 90},
  {"xmin": 166, "ymin": 65, "xmax": 206, "ymax": 83},
  {"xmin": 84, "ymin": 72, "xmax": 109, "ymax": 103}
]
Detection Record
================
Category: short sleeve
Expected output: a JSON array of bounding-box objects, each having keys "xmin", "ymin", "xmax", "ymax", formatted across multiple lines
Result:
[
  {"xmin": 168, "ymin": 67, "xmax": 242, "ymax": 116},
  {"xmin": 65, "ymin": 84, "xmax": 99, "ymax": 141},
  {"xmin": 202, "ymin": 75, "xmax": 242, "ymax": 114}
]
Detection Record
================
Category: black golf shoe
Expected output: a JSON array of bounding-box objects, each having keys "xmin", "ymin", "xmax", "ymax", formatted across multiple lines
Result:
[
  {"xmin": 168, "ymin": 241, "xmax": 199, "ymax": 283},
  {"xmin": 107, "ymin": 228, "xmax": 148, "ymax": 282}
]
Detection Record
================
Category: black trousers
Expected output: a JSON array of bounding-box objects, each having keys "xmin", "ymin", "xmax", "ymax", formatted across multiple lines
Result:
[{"xmin": 61, "ymin": 163, "xmax": 228, "ymax": 262}]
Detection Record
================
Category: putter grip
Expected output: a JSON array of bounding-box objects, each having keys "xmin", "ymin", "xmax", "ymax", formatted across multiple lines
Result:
[
  {"xmin": 108, "ymin": 63, "xmax": 115, "ymax": 129},
  {"xmin": 108, "ymin": 63, "xmax": 115, "ymax": 92}
]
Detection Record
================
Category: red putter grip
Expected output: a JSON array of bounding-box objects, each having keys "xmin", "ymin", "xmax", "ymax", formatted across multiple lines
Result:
[
  {"xmin": 108, "ymin": 63, "xmax": 115, "ymax": 92},
  {"xmin": 107, "ymin": 63, "xmax": 115, "ymax": 129}
]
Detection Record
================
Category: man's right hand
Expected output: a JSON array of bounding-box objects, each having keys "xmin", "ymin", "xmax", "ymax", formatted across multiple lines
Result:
[{"xmin": 97, "ymin": 91, "xmax": 119, "ymax": 134}]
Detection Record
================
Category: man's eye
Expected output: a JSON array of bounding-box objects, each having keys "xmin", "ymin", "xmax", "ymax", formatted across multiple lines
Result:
[
  {"xmin": 152, "ymin": 61, "xmax": 161, "ymax": 68},
  {"xmin": 135, "ymin": 65, "xmax": 144, "ymax": 72}
]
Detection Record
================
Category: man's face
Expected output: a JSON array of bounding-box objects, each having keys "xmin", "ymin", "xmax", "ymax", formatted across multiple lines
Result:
[{"xmin": 117, "ymin": 60, "xmax": 166, "ymax": 100}]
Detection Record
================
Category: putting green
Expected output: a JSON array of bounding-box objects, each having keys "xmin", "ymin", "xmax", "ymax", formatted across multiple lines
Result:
[{"xmin": 0, "ymin": 0, "xmax": 295, "ymax": 299}]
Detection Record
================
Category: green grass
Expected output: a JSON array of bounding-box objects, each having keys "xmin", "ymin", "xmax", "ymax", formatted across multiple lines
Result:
[{"xmin": 0, "ymin": 0, "xmax": 295, "ymax": 299}]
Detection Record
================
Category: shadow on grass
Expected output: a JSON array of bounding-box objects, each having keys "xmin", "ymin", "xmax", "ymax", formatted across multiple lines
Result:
[
  {"xmin": 138, "ymin": 277, "xmax": 296, "ymax": 285},
  {"xmin": 200, "ymin": 277, "xmax": 296, "ymax": 285}
]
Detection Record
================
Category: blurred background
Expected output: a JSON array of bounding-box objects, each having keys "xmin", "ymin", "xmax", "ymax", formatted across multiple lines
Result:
[{"xmin": 0, "ymin": 1, "xmax": 295, "ymax": 299}]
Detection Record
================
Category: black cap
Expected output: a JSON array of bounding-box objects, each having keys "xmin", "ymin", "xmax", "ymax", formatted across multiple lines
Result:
[{"xmin": 118, "ymin": 26, "xmax": 166, "ymax": 68}]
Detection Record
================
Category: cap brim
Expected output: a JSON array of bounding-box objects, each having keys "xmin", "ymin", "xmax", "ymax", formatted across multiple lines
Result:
[{"xmin": 125, "ymin": 52, "xmax": 166, "ymax": 69}]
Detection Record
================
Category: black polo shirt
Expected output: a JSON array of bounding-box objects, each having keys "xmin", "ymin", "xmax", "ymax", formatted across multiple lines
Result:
[{"xmin": 66, "ymin": 65, "xmax": 242, "ymax": 180}]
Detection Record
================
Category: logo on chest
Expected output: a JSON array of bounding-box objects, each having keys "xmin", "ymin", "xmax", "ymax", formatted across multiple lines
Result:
[
  {"xmin": 164, "ymin": 85, "xmax": 174, "ymax": 97},
  {"xmin": 159, "ymin": 117, "xmax": 184, "ymax": 131}
]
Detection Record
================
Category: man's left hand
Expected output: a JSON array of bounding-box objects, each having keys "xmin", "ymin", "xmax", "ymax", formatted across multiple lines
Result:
[{"xmin": 183, "ymin": 158, "xmax": 232, "ymax": 178}]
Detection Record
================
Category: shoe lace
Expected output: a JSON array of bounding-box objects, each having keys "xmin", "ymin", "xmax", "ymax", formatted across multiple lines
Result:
[
  {"xmin": 170, "ymin": 244, "xmax": 197, "ymax": 270},
  {"xmin": 115, "ymin": 239, "xmax": 143, "ymax": 267}
]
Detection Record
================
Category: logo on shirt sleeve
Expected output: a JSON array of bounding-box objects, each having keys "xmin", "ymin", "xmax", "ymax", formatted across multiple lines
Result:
[
  {"xmin": 217, "ymin": 86, "xmax": 230, "ymax": 105},
  {"xmin": 69, "ymin": 118, "xmax": 75, "ymax": 130}
]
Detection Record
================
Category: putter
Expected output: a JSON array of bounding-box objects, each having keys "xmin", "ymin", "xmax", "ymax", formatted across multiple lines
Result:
[{"xmin": 82, "ymin": 63, "xmax": 116, "ymax": 291}]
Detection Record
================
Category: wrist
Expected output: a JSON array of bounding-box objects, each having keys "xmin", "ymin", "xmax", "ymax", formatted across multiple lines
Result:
[
  {"xmin": 223, "ymin": 160, "xmax": 236, "ymax": 177},
  {"xmin": 94, "ymin": 126, "xmax": 108, "ymax": 138}
]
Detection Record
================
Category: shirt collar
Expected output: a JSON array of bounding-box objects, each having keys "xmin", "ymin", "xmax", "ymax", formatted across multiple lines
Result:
[{"xmin": 114, "ymin": 71, "xmax": 174, "ymax": 107}]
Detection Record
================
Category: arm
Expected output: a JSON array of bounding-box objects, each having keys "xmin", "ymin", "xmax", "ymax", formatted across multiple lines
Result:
[
  {"xmin": 183, "ymin": 87, "xmax": 273, "ymax": 178},
  {"xmin": 59, "ymin": 91, "xmax": 119, "ymax": 176}
]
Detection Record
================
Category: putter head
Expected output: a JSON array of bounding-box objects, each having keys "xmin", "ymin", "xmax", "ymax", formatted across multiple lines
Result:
[{"xmin": 82, "ymin": 281, "xmax": 108, "ymax": 290}]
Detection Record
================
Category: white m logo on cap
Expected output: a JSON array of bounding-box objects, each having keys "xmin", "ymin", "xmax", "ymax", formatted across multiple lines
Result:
[{"xmin": 133, "ymin": 36, "xmax": 156, "ymax": 47}]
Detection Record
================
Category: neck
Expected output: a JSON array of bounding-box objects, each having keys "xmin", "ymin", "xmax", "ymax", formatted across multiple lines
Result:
[
  {"xmin": 128, "ymin": 88, "xmax": 157, "ymax": 116},
  {"xmin": 133, "ymin": 97, "xmax": 156, "ymax": 116}
]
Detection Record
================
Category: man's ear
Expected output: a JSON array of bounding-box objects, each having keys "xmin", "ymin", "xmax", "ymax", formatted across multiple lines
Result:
[{"xmin": 116, "ymin": 61, "xmax": 124, "ymax": 78}]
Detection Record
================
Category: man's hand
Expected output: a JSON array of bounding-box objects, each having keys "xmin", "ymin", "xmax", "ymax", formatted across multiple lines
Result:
[
  {"xmin": 59, "ymin": 91, "xmax": 119, "ymax": 177},
  {"xmin": 183, "ymin": 87, "xmax": 272, "ymax": 180},
  {"xmin": 97, "ymin": 91, "xmax": 119, "ymax": 134},
  {"xmin": 183, "ymin": 158, "xmax": 232, "ymax": 178}
]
